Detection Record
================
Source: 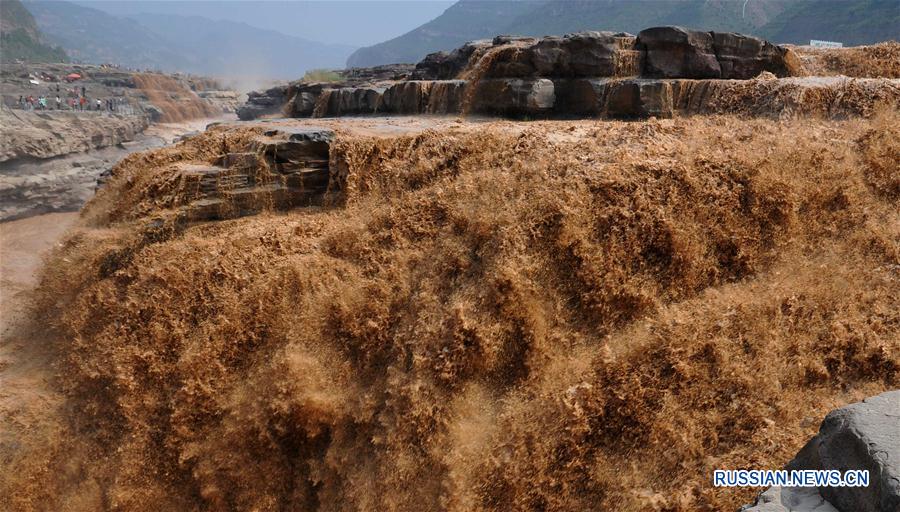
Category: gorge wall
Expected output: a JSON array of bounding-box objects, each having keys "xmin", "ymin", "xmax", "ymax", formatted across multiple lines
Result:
[{"xmin": 239, "ymin": 26, "xmax": 900, "ymax": 122}]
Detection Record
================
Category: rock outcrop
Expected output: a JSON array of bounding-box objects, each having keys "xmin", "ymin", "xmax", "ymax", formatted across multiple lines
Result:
[
  {"xmin": 0, "ymin": 121, "xmax": 179, "ymax": 221},
  {"xmin": 412, "ymin": 40, "xmax": 491, "ymax": 80},
  {"xmin": 197, "ymin": 90, "xmax": 242, "ymax": 113},
  {"xmin": 236, "ymin": 85, "xmax": 289, "ymax": 121},
  {"xmin": 482, "ymin": 31, "xmax": 640, "ymax": 79},
  {"xmin": 0, "ymin": 110, "xmax": 148, "ymax": 163},
  {"xmin": 178, "ymin": 127, "xmax": 334, "ymax": 222},
  {"xmin": 637, "ymin": 26, "xmax": 721, "ymax": 78},
  {"xmin": 338, "ymin": 63, "xmax": 415, "ymax": 83},
  {"xmin": 742, "ymin": 390, "xmax": 900, "ymax": 512},
  {"xmin": 637, "ymin": 26, "xmax": 801, "ymax": 79},
  {"xmin": 237, "ymin": 25, "xmax": 900, "ymax": 121}
]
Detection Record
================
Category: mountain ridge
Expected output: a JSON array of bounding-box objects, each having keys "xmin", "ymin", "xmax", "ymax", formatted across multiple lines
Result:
[
  {"xmin": 1, "ymin": 0, "xmax": 68, "ymax": 62},
  {"xmin": 21, "ymin": 0, "xmax": 355, "ymax": 79},
  {"xmin": 347, "ymin": 0, "xmax": 900, "ymax": 68}
]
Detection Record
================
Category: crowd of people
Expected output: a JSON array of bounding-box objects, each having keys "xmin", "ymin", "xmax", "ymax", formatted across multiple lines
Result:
[{"xmin": 15, "ymin": 84, "xmax": 129, "ymax": 113}]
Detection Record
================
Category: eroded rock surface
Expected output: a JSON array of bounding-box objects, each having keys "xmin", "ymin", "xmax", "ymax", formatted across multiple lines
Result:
[
  {"xmin": 237, "ymin": 85, "xmax": 289, "ymax": 121},
  {"xmin": 0, "ymin": 110, "xmax": 149, "ymax": 163},
  {"xmin": 237, "ymin": 25, "xmax": 900, "ymax": 121},
  {"xmin": 742, "ymin": 390, "xmax": 900, "ymax": 512},
  {"xmin": 637, "ymin": 26, "xmax": 801, "ymax": 79},
  {"xmin": 178, "ymin": 127, "xmax": 334, "ymax": 222}
]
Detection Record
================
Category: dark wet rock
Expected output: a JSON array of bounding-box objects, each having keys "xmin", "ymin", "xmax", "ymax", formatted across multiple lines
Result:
[
  {"xmin": 479, "ymin": 31, "xmax": 639, "ymax": 79},
  {"xmin": 182, "ymin": 128, "xmax": 335, "ymax": 222},
  {"xmin": 552, "ymin": 78, "xmax": 610, "ymax": 115},
  {"xmin": 531, "ymin": 31, "xmax": 639, "ymax": 78},
  {"xmin": 338, "ymin": 63, "xmax": 415, "ymax": 84},
  {"xmin": 637, "ymin": 26, "xmax": 800, "ymax": 79},
  {"xmin": 713, "ymin": 32, "xmax": 797, "ymax": 79},
  {"xmin": 261, "ymin": 126, "xmax": 333, "ymax": 144},
  {"xmin": 284, "ymin": 82, "xmax": 340, "ymax": 117},
  {"xmin": 637, "ymin": 26, "xmax": 721, "ymax": 78},
  {"xmin": 492, "ymin": 35, "xmax": 537, "ymax": 46},
  {"xmin": 144, "ymin": 105, "xmax": 164, "ymax": 122},
  {"xmin": 605, "ymin": 79, "xmax": 675, "ymax": 118},
  {"xmin": 742, "ymin": 390, "xmax": 900, "ymax": 512},
  {"xmin": 381, "ymin": 81, "xmax": 431, "ymax": 114},
  {"xmin": 252, "ymin": 127, "xmax": 333, "ymax": 163},
  {"xmin": 238, "ymin": 26, "xmax": 806, "ymax": 120},
  {"xmin": 424, "ymin": 80, "xmax": 466, "ymax": 114},
  {"xmin": 788, "ymin": 390, "xmax": 900, "ymax": 512},
  {"xmin": 412, "ymin": 40, "xmax": 492, "ymax": 80},
  {"xmin": 471, "ymin": 79, "xmax": 555, "ymax": 116},
  {"xmin": 215, "ymin": 152, "xmax": 259, "ymax": 169},
  {"xmin": 237, "ymin": 85, "xmax": 288, "ymax": 120},
  {"xmin": 314, "ymin": 86, "xmax": 386, "ymax": 116}
]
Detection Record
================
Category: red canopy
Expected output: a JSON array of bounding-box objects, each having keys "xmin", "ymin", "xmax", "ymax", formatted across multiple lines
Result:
[{"xmin": 66, "ymin": 73, "xmax": 82, "ymax": 80}]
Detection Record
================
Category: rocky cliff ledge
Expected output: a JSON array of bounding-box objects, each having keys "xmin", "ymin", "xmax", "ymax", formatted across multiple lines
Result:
[
  {"xmin": 239, "ymin": 26, "xmax": 899, "ymax": 121},
  {"xmin": 0, "ymin": 110, "xmax": 149, "ymax": 163}
]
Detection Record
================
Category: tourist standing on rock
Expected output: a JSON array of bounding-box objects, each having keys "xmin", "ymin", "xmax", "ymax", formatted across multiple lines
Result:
[
  {"xmin": 56, "ymin": 95, "xmax": 61, "ymax": 110},
  {"xmin": 79, "ymin": 96, "xmax": 86, "ymax": 111},
  {"xmin": 96, "ymin": 99, "xmax": 102, "ymax": 111}
]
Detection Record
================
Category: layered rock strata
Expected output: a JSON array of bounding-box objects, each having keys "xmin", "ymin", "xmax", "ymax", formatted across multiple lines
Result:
[
  {"xmin": 0, "ymin": 110, "xmax": 149, "ymax": 163},
  {"xmin": 174, "ymin": 127, "xmax": 334, "ymax": 222},
  {"xmin": 236, "ymin": 26, "xmax": 869, "ymax": 121}
]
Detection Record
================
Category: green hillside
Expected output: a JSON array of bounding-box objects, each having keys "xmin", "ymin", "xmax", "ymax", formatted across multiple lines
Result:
[
  {"xmin": 21, "ymin": 1, "xmax": 354, "ymax": 79},
  {"xmin": 347, "ymin": 0, "xmax": 900, "ymax": 68},
  {"xmin": 1, "ymin": 0, "xmax": 67, "ymax": 62},
  {"xmin": 346, "ymin": 0, "xmax": 541, "ymax": 68},
  {"xmin": 759, "ymin": 0, "xmax": 900, "ymax": 46},
  {"xmin": 503, "ymin": 0, "xmax": 789, "ymax": 37}
]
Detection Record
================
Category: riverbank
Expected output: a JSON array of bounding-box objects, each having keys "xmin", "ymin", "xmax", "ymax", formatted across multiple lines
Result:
[
  {"xmin": 0, "ymin": 114, "xmax": 236, "ymax": 221},
  {"xmin": 0, "ymin": 109, "xmax": 149, "ymax": 163}
]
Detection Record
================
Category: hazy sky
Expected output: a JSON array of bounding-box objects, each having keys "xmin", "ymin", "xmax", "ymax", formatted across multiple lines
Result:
[{"xmin": 74, "ymin": 0, "xmax": 456, "ymax": 47}]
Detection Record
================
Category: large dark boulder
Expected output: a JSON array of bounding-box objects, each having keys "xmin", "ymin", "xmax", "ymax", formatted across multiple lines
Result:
[
  {"xmin": 637, "ymin": 26, "xmax": 802, "ymax": 79},
  {"xmin": 237, "ymin": 85, "xmax": 288, "ymax": 120},
  {"xmin": 712, "ymin": 32, "xmax": 798, "ymax": 79},
  {"xmin": 788, "ymin": 390, "xmax": 900, "ymax": 512},
  {"xmin": 478, "ymin": 31, "xmax": 639, "ymax": 79},
  {"xmin": 742, "ymin": 390, "xmax": 900, "ymax": 512},
  {"xmin": 471, "ymin": 78, "xmax": 555, "ymax": 116},
  {"xmin": 531, "ymin": 31, "xmax": 638, "ymax": 77},
  {"xmin": 637, "ymin": 26, "xmax": 721, "ymax": 79},
  {"xmin": 412, "ymin": 40, "xmax": 492, "ymax": 80},
  {"xmin": 285, "ymin": 83, "xmax": 339, "ymax": 117},
  {"xmin": 412, "ymin": 51, "xmax": 455, "ymax": 80}
]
